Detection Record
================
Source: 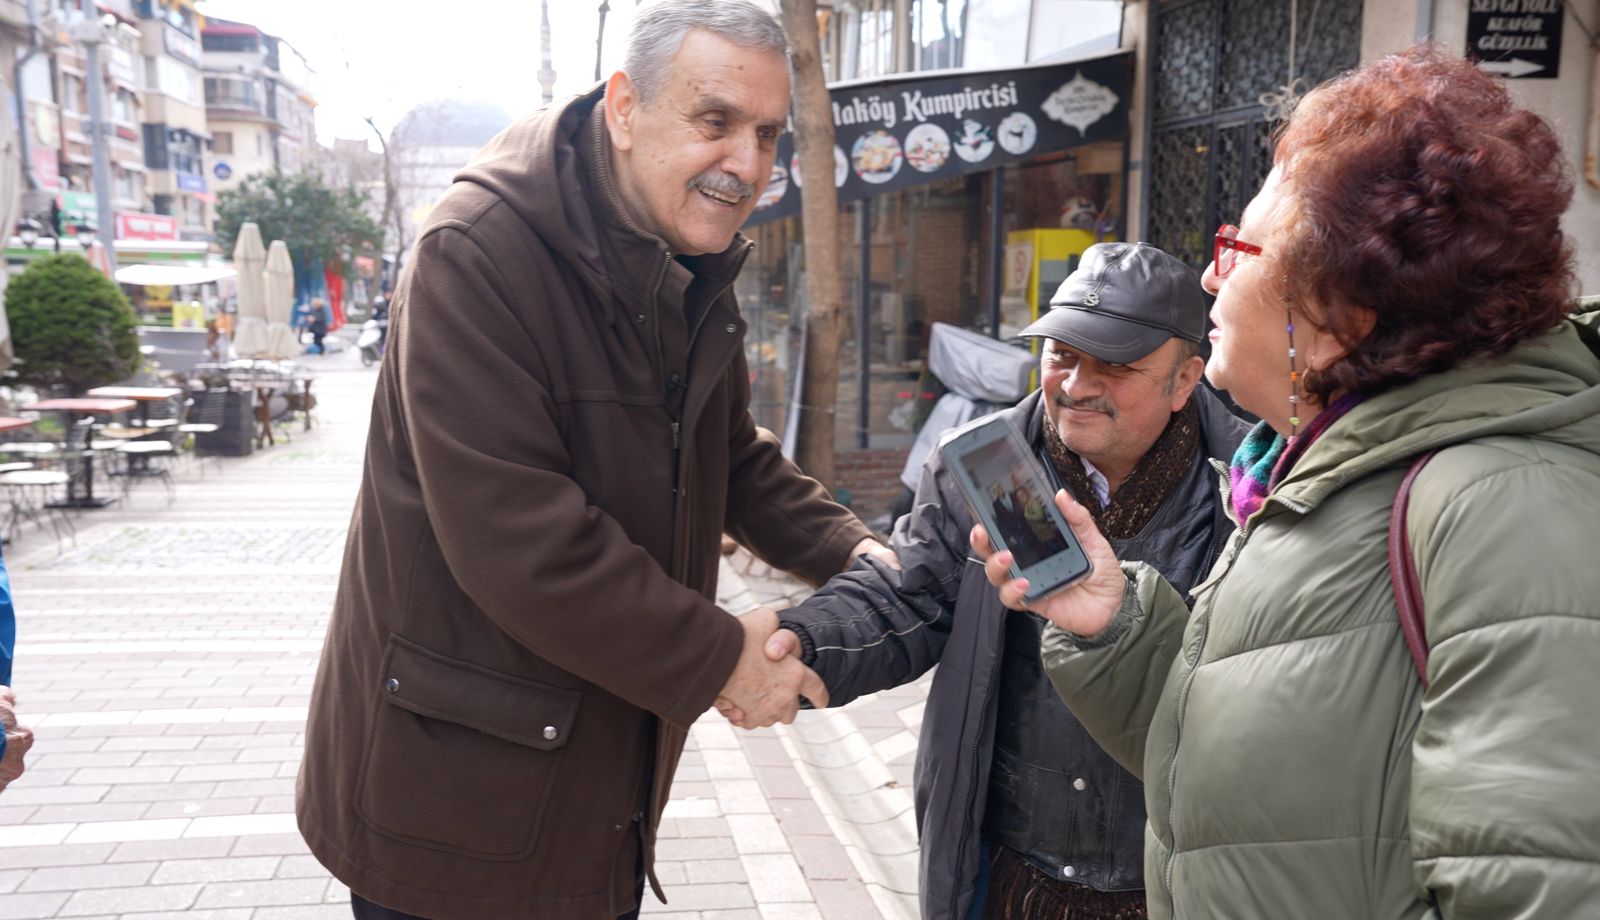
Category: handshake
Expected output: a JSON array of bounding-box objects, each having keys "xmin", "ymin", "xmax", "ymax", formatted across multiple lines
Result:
[{"xmin": 713, "ymin": 607, "xmax": 820, "ymax": 730}]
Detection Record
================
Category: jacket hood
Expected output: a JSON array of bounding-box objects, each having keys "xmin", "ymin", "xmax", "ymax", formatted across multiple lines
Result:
[
  {"xmin": 1277, "ymin": 307, "xmax": 1600, "ymax": 510},
  {"xmin": 455, "ymin": 87, "xmax": 613, "ymax": 300}
]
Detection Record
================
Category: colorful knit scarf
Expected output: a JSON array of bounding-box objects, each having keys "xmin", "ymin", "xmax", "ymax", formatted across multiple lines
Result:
[{"xmin": 1227, "ymin": 394, "xmax": 1363, "ymax": 524}]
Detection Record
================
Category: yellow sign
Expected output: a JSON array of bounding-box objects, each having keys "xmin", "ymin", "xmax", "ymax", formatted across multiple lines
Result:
[{"xmin": 173, "ymin": 300, "xmax": 205, "ymax": 330}]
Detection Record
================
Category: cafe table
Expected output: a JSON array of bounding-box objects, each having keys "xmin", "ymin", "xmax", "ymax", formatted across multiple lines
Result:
[
  {"xmin": 30, "ymin": 397, "xmax": 136, "ymax": 508},
  {"xmin": 86, "ymin": 386, "xmax": 183, "ymax": 427}
]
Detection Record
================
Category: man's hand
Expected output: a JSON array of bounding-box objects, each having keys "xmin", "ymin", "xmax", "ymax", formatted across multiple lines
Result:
[
  {"xmin": 849, "ymin": 536, "xmax": 900, "ymax": 572},
  {"xmin": 0, "ymin": 687, "xmax": 34, "ymax": 793},
  {"xmin": 973, "ymin": 488, "xmax": 1126, "ymax": 639},
  {"xmin": 714, "ymin": 608, "xmax": 829, "ymax": 729}
]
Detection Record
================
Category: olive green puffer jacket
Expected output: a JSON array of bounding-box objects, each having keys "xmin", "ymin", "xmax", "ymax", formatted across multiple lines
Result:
[{"xmin": 1043, "ymin": 309, "xmax": 1600, "ymax": 919}]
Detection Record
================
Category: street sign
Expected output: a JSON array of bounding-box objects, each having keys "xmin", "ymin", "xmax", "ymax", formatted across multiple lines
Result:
[{"xmin": 1467, "ymin": 0, "xmax": 1563, "ymax": 79}]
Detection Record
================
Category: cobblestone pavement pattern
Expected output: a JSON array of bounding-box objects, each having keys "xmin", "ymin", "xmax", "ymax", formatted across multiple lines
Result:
[{"xmin": 0, "ymin": 341, "xmax": 932, "ymax": 920}]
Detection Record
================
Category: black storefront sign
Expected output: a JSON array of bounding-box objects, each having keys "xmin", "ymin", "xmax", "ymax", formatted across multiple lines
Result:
[
  {"xmin": 1467, "ymin": 0, "xmax": 1563, "ymax": 79},
  {"xmin": 745, "ymin": 51, "xmax": 1133, "ymax": 228}
]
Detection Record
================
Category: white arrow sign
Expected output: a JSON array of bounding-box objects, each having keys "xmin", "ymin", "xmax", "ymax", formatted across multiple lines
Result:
[{"xmin": 1477, "ymin": 57, "xmax": 1545, "ymax": 77}]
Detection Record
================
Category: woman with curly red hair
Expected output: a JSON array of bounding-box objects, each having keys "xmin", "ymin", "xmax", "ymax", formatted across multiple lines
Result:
[{"xmin": 976, "ymin": 46, "xmax": 1600, "ymax": 918}]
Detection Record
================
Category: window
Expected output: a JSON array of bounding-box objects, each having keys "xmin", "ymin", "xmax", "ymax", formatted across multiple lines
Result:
[
  {"xmin": 63, "ymin": 75, "xmax": 85, "ymax": 114},
  {"xmin": 181, "ymin": 196, "xmax": 205, "ymax": 228},
  {"xmin": 914, "ymin": 0, "xmax": 968, "ymax": 71},
  {"xmin": 962, "ymin": 0, "xmax": 1031, "ymax": 70},
  {"xmin": 201, "ymin": 32, "xmax": 258, "ymax": 54},
  {"xmin": 112, "ymin": 88, "xmax": 137, "ymax": 124},
  {"xmin": 1028, "ymin": 1, "xmax": 1123, "ymax": 60},
  {"xmin": 212, "ymin": 131, "xmax": 233, "ymax": 155},
  {"xmin": 160, "ymin": 57, "xmax": 202, "ymax": 105},
  {"xmin": 204, "ymin": 76, "xmax": 259, "ymax": 111},
  {"xmin": 114, "ymin": 168, "xmax": 139, "ymax": 204}
]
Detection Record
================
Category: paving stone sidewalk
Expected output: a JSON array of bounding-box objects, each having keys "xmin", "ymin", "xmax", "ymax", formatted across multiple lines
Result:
[{"xmin": 0, "ymin": 346, "xmax": 928, "ymax": 920}]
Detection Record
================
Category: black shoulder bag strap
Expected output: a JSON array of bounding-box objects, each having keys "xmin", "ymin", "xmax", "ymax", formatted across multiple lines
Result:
[{"xmin": 1388, "ymin": 450, "xmax": 1438, "ymax": 687}]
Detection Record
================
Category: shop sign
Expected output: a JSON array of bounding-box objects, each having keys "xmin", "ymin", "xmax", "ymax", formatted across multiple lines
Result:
[
  {"xmin": 1467, "ymin": 0, "xmax": 1562, "ymax": 78},
  {"xmin": 116, "ymin": 211, "xmax": 181, "ymax": 241},
  {"xmin": 213, "ymin": 161, "xmax": 233, "ymax": 180},
  {"xmin": 746, "ymin": 51, "xmax": 1133, "ymax": 227},
  {"xmin": 176, "ymin": 172, "xmax": 207, "ymax": 193},
  {"xmin": 60, "ymin": 190, "xmax": 97, "ymax": 226},
  {"xmin": 28, "ymin": 145, "xmax": 60, "ymax": 189}
]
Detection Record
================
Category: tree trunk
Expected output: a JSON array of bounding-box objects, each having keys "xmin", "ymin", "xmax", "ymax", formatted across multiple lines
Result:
[
  {"xmin": 779, "ymin": 0, "xmax": 844, "ymax": 492},
  {"xmin": 364, "ymin": 116, "xmax": 406, "ymax": 291}
]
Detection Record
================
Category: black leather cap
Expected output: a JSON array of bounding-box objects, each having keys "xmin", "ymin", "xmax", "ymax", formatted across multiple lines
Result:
[{"xmin": 1017, "ymin": 242, "xmax": 1204, "ymax": 364}]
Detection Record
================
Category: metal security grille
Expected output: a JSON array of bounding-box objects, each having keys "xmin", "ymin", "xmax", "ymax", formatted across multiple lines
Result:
[{"xmin": 1145, "ymin": 0, "xmax": 1362, "ymax": 270}]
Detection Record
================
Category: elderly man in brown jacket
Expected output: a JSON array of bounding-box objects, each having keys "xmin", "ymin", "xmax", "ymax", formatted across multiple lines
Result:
[{"xmin": 297, "ymin": 4, "xmax": 885, "ymax": 919}]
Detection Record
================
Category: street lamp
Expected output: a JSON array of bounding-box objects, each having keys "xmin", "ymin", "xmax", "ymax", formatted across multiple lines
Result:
[
  {"xmin": 67, "ymin": 12, "xmax": 119, "ymax": 276},
  {"xmin": 16, "ymin": 218, "xmax": 42, "ymax": 249}
]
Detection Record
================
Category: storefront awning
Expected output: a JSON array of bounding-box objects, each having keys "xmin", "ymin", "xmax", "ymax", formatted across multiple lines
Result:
[
  {"xmin": 745, "ymin": 49, "xmax": 1134, "ymax": 228},
  {"xmin": 114, "ymin": 263, "xmax": 237, "ymax": 287}
]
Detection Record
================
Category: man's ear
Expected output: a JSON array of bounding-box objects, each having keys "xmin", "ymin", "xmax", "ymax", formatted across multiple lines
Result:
[
  {"xmin": 605, "ymin": 70, "xmax": 638, "ymax": 153},
  {"xmin": 1169, "ymin": 353, "xmax": 1205, "ymax": 412}
]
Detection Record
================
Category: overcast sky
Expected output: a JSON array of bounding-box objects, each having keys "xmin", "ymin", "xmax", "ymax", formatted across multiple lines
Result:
[{"xmin": 194, "ymin": 0, "xmax": 677, "ymax": 147}]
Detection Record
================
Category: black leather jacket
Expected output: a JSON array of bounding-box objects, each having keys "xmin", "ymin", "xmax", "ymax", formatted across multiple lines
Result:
[{"xmin": 781, "ymin": 387, "xmax": 1246, "ymax": 920}]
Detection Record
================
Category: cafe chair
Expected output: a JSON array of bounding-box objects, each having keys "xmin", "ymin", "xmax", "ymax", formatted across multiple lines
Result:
[{"xmin": 0, "ymin": 468, "xmax": 76, "ymax": 549}]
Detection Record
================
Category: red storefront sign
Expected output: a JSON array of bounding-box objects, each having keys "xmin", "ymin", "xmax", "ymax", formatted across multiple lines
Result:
[{"xmin": 116, "ymin": 212, "xmax": 180, "ymax": 241}]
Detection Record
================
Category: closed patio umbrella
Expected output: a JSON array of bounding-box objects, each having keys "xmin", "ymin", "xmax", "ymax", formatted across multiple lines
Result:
[
  {"xmin": 231, "ymin": 222, "xmax": 268, "ymax": 357},
  {"xmin": 263, "ymin": 240, "xmax": 300, "ymax": 358}
]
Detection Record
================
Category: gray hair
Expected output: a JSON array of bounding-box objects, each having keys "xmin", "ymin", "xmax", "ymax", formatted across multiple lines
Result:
[{"xmin": 622, "ymin": 0, "xmax": 789, "ymax": 104}]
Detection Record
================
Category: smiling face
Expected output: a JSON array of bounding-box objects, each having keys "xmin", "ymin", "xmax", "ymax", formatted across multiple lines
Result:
[
  {"xmin": 1198, "ymin": 167, "xmax": 1298, "ymax": 426},
  {"xmin": 1040, "ymin": 337, "xmax": 1202, "ymax": 488},
  {"xmin": 604, "ymin": 30, "xmax": 790, "ymax": 256}
]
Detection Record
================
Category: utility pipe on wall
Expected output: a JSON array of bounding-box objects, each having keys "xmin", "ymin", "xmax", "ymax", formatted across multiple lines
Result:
[
  {"xmin": 1415, "ymin": 0, "xmax": 1436, "ymax": 41},
  {"xmin": 1587, "ymin": 11, "xmax": 1599, "ymax": 190}
]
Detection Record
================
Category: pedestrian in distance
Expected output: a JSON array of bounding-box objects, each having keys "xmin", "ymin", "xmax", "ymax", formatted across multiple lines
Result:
[
  {"xmin": 735, "ymin": 242, "xmax": 1249, "ymax": 920},
  {"xmin": 296, "ymin": 3, "xmax": 892, "ymax": 919},
  {"xmin": 307, "ymin": 298, "xmax": 329, "ymax": 355},
  {"xmin": 978, "ymin": 46, "xmax": 1600, "ymax": 919}
]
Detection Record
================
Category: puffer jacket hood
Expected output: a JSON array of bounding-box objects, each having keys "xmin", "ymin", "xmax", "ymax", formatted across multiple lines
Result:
[{"xmin": 1272, "ymin": 308, "xmax": 1600, "ymax": 513}]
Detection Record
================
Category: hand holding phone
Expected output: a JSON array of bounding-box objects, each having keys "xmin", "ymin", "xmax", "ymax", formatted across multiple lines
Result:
[
  {"xmin": 971, "ymin": 487, "xmax": 1129, "ymax": 640},
  {"xmin": 939, "ymin": 415, "xmax": 1093, "ymax": 602}
]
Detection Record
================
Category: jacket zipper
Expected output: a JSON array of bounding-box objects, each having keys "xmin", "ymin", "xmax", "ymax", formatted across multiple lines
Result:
[
  {"xmin": 951, "ymin": 602, "xmax": 1006, "ymax": 920},
  {"xmin": 664, "ymin": 241, "xmax": 752, "ymax": 559},
  {"xmin": 1162, "ymin": 500, "xmax": 1291, "ymax": 911}
]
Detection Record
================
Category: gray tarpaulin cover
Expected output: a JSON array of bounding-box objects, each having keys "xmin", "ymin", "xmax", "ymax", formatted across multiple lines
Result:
[{"xmin": 900, "ymin": 323, "xmax": 1035, "ymax": 490}]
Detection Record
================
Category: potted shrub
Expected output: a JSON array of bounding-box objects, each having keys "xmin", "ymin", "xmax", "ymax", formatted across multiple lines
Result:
[{"xmin": 6, "ymin": 253, "xmax": 140, "ymax": 396}]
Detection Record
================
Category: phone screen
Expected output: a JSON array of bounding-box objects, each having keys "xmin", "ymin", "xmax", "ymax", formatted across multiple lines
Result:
[{"xmin": 941, "ymin": 417, "xmax": 1092, "ymax": 600}]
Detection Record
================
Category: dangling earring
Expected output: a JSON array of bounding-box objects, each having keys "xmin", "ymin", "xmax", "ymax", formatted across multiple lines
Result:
[{"xmin": 1286, "ymin": 305, "xmax": 1301, "ymax": 437}]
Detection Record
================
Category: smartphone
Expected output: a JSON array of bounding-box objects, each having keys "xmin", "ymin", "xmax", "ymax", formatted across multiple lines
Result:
[{"xmin": 939, "ymin": 415, "xmax": 1093, "ymax": 603}]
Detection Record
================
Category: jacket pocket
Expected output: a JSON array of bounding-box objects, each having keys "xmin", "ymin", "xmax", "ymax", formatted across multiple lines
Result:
[{"xmin": 356, "ymin": 635, "xmax": 581, "ymax": 860}]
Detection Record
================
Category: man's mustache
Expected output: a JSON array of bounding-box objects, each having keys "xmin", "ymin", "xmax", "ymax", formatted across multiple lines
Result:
[
  {"xmin": 688, "ymin": 170, "xmax": 756, "ymax": 200},
  {"xmin": 1054, "ymin": 393, "xmax": 1117, "ymax": 418}
]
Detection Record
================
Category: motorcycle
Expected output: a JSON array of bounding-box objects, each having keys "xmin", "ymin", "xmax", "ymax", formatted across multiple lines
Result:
[{"xmin": 357, "ymin": 318, "xmax": 388, "ymax": 367}]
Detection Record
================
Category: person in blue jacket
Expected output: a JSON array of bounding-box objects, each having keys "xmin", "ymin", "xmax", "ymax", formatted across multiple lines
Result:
[{"xmin": 0, "ymin": 546, "xmax": 32, "ymax": 792}]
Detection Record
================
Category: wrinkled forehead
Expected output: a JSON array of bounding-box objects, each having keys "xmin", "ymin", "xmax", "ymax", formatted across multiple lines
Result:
[{"xmin": 660, "ymin": 32, "xmax": 791, "ymax": 121}]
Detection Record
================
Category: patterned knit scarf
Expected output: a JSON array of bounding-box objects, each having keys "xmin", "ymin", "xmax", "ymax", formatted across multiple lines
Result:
[
  {"xmin": 1227, "ymin": 393, "xmax": 1363, "ymax": 524},
  {"xmin": 1043, "ymin": 399, "xmax": 1200, "ymax": 540}
]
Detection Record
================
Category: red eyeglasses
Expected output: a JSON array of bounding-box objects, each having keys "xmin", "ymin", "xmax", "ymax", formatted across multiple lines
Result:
[{"xmin": 1214, "ymin": 224, "xmax": 1263, "ymax": 278}]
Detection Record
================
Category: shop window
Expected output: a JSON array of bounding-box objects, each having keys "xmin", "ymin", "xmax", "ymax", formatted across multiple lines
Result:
[
  {"xmin": 913, "ymin": 0, "xmax": 967, "ymax": 70},
  {"xmin": 962, "ymin": 0, "xmax": 1031, "ymax": 70}
]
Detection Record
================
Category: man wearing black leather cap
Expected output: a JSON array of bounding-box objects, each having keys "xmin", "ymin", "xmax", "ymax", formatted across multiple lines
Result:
[{"xmin": 754, "ymin": 242, "xmax": 1249, "ymax": 920}]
